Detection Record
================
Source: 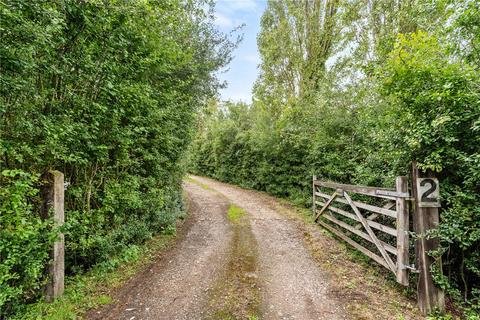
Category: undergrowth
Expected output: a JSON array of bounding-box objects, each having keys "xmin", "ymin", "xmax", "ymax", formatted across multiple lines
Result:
[{"xmin": 11, "ymin": 231, "xmax": 177, "ymax": 320}]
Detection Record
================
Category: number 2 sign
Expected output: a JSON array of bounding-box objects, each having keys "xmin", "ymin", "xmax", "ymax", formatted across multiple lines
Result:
[{"xmin": 416, "ymin": 178, "xmax": 440, "ymax": 207}]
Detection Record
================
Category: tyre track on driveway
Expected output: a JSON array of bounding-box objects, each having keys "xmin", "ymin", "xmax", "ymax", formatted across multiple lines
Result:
[
  {"xmin": 190, "ymin": 175, "xmax": 346, "ymax": 320},
  {"xmin": 89, "ymin": 182, "xmax": 232, "ymax": 320}
]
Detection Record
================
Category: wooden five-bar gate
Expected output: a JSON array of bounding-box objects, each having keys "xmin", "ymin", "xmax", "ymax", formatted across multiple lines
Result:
[
  {"xmin": 312, "ymin": 162, "xmax": 445, "ymax": 315},
  {"xmin": 313, "ymin": 176, "xmax": 411, "ymax": 285}
]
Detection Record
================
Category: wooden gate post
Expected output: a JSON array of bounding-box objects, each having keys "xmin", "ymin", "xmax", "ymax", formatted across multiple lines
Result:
[
  {"xmin": 312, "ymin": 175, "xmax": 317, "ymax": 214},
  {"xmin": 40, "ymin": 170, "xmax": 65, "ymax": 302},
  {"xmin": 411, "ymin": 162, "xmax": 445, "ymax": 315},
  {"xmin": 395, "ymin": 176, "xmax": 409, "ymax": 286}
]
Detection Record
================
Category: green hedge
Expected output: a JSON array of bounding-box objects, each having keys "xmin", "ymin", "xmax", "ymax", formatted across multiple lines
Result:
[
  {"xmin": 189, "ymin": 32, "xmax": 480, "ymax": 316},
  {"xmin": 0, "ymin": 0, "xmax": 232, "ymax": 316},
  {"xmin": 0, "ymin": 170, "xmax": 56, "ymax": 315}
]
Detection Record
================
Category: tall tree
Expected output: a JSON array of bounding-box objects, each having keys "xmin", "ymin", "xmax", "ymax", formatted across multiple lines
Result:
[{"xmin": 254, "ymin": 0, "xmax": 340, "ymax": 115}]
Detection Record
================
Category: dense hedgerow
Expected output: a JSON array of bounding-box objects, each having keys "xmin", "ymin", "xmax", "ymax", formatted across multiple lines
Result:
[
  {"xmin": 189, "ymin": 31, "xmax": 480, "ymax": 316},
  {"xmin": 0, "ymin": 0, "xmax": 234, "ymax": 316},
  {"xmin": 0, "ymin": 170, "xmax": 56, "ymax": 314}
]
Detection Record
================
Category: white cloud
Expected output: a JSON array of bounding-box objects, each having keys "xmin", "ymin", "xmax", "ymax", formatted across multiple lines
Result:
[
  {"xmin": 214, "ymin": 0, "xmax": 263, "ymax": 30},
  {"xmin": 214, "ymin": 12, "xmax": 234, "ymax": 28},
  {"xmin": 225, "ymin": 0, "xmax": 258, "ymax": 11},
  {"xmin": 216, "ymin": 0, "xmax": 260, "ymax": 15}
]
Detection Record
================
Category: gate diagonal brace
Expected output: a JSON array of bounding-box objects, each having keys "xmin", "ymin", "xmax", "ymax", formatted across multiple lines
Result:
[
  {"xmin": 315, "ymin": 192, "xmax": 337, "ymax": 221},
  {"xmin": 343, "ymin": 191, "xmax": 397, "ymax": 273}
]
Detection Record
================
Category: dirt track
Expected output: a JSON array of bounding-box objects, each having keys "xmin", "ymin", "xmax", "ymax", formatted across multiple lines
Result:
[
  {"xmin": 89, "ymin": 175, "xmax": 422, "ymax": 320},
  {"xmin": 90, "ymin": 181, "xmax": 232, "ymax": 320},
  {"xmin": 189, "ymin": 176, "xmax": 345, "ymax": 320}
]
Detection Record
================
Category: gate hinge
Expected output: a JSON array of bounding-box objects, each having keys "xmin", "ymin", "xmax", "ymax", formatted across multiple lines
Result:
[
  {"xmin": 402, "ymin": 264, "xmax": 419, "ymax": 273},
  {"xmin": 375, "ymin": 190, "xmax": 411, "ymax": 198}
]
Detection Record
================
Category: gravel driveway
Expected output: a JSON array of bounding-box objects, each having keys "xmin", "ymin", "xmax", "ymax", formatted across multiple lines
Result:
[
  {"xmin": 189, "ymin": 176, "xmax": 345, "ymax": 320},
  {"xmin": 89, "ymin": 175, "xmax": 420, "ymax": 320}
]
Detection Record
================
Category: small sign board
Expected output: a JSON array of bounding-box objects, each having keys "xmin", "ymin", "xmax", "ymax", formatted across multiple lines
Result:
[{"xmin": 416, "ymin": 177, "xmax": 440, "ymax": 207}]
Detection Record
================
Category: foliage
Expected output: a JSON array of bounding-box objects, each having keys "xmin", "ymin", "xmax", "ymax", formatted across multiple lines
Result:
[
  {"xmin": 254, "ymin": 0, "xmax": 340, "ymax": 107},
  {"xmin": 0, "ymin": 170, "xmax": 56, "ymax": 316},
  {"xmin": 227, "ymin": 204, "xmax": 246, "ymax": 224},
  {"xmin": 0, "ymin": 0, "xmax": 234, "ymax": 316},
  {"xmin": 380, "ymin": 31, "xmax": 480, "ymax": 315},
  {"xmin": 11, "ymin": 232, "xmax": 176, "ymax": 320},
  {"xmin": 189, "ymin": 0, "xmax": 480, "ymax": 316}
]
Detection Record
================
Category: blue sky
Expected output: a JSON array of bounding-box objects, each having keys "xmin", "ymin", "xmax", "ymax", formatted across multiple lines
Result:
[{"xmin": 213, "ymin": 0, "xmax": 268, "ymax": 103}]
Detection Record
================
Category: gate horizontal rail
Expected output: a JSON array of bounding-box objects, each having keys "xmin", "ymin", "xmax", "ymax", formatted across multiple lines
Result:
[
  {"xmin": 312, "ymin": 163, "xmax": 445, "ymax": 315},
  {"xmin": 312, "ymin": 176, "xmax": 410, "ymax": 286}
]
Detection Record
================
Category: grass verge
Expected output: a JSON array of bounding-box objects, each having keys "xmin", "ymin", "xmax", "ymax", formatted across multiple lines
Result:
[{"xmin": 13, "ymin": 233, "xmax": 177, "ymax": 320}]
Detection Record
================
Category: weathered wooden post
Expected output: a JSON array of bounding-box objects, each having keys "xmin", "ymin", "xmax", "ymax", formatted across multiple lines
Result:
[
  {"xmin": 395, "ymin": 176, "xmax": 409, "ymax": 286},
  {"xmin": 411, "ymin": 162, "xmax": 445, "ymax": 314},
  {"xmin": 40, "ymin": 170, "xmax": 65, "ymax": 302}
]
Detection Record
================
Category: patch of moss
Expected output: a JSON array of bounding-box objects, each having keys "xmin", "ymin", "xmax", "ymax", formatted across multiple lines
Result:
[{"xmin": 227, "ymin": 204, "xmax": 246, "ymax": 224}]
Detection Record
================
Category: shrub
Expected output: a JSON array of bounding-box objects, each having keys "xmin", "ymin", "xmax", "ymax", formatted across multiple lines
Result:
[
  {"xmin": 0, "ymin": 170, "xmax": 56, "ymax": 316},
  {"xmin": 0, "ymin": 0, "xmax": 233, "ymax": 316}
]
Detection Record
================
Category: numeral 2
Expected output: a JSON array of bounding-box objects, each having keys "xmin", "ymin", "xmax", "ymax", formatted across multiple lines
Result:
[{"xmin": 420, "ymin": 178, "xmax": 437, "ymax": 202}]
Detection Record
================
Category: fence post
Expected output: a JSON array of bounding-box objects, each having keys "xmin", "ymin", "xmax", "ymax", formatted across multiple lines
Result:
[
  {"xmin": 40, "ymin": 170, "xmax": 65, "ymax": 302},
  {"xmin": 411, "ymin": 162, "xmax": 445, "ymax": 315},
  {"xmin": 395, "ymin": 176, "xmax": 409, "ymax": 286}
]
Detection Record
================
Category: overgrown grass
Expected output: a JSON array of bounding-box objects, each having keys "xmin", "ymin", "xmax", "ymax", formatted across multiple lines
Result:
[
  {"xmin": 184, "ymin": 176, "xmax": 216, "ymax": 192},
  {"xmin": 207, "ymin": 204, "xmax": 260, "ymax": 320},
  {"xmin": 12, "ymin": 231, "xmax": 178, "ymax": 320},
  {"xmin": 227, "ymin": 204, "xmax": 246, "ymax": 224}
]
